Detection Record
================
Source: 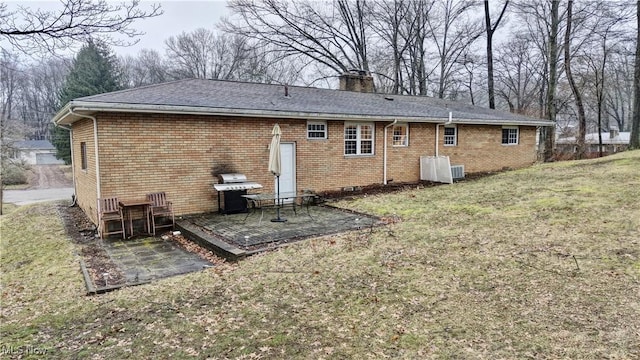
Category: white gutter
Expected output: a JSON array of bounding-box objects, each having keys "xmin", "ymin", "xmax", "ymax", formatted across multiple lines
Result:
[
  {"xmin": 69, "ymin": 108, "xmax": 101, "ymax": 199},
  {"xmin": 383, "ymin": 119, "xmax": 398, "ymax": 185},
  {"xmin": 54, "ymin": 101, "xmax": 556, "ymax": 127},
  {"xmin": 435, "ymin": 112, "xmax": 454, "ymax": 157}
]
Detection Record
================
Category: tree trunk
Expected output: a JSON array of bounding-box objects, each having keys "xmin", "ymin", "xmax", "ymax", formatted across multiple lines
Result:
[
  {"xmin": 484, "ymin": 0, "xmax": 509, "ymax": 110},
  {"xmin": 564, "ymin": 0, "xmax": 587, "ymax": 159},
  {"xmin": 542, "ymin": 0, "xmax": 560, "ymax": 161},
  {"xmin": 631, "ymin": 0, "xmax": 640, "ymax": 149}
]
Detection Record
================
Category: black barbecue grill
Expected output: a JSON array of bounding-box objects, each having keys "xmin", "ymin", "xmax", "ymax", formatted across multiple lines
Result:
[{"xmin": 213, "ymin": 173, "xmax": 263, "ymax": 214}]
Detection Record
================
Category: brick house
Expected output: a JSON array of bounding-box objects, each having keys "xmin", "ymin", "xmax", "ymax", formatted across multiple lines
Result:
[
  {"xmin": 556, "ymin": 129, "xmax": 630, "ymax": 157},
  {"xmin": 52, "ymin": 74, "xmax": 553, "ymax": 223},
  {"xmin": 11, "ymin": 140, "xmax": 65, "ymax": 165}
]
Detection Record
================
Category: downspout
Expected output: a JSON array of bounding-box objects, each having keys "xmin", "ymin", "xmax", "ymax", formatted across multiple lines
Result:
[
  {"xmin": 68, "ymin": 108, "xmax": 101, "ymax": 199},
  {"xmin": 56, "ymin": 117, "xmax": 76, "ymax": 203},
  {"xmin": 383, "ymin": 119, "xmax": 398, "ymax": 185},
  {"xmin": 435, "ymin": 112, "xmax": 453, "ymax": 157}
]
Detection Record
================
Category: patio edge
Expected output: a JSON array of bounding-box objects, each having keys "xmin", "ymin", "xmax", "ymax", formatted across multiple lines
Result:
[{"xmin": 176, "ymin": 221, "xmax": 247, "ymax": 261}]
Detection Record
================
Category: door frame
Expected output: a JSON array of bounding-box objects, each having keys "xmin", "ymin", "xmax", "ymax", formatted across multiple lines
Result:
[{"xmin": 277, "ymin": 142, "xmax": 296, "ymax": 202}]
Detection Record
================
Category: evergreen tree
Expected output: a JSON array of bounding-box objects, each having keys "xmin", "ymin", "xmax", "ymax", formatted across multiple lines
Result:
[{"xmin": 52, "ymin": 40, "xmax": 124, "ymax": 163}]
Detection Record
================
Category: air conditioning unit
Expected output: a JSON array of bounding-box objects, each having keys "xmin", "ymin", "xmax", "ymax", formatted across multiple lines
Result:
[{"xmin": 451, "ymin": 165, "xmax": 465, "ymax": 180}]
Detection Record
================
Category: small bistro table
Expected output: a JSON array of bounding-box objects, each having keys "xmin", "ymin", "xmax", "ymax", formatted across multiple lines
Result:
[{"xmin": 118, "ymin": 199, "xmax": 153, "ymax": 238}]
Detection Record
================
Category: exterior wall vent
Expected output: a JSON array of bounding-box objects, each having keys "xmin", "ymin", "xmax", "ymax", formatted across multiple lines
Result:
[{"xmin": 451, "ymin": 165, "xmax": 465, "ymax": 180}]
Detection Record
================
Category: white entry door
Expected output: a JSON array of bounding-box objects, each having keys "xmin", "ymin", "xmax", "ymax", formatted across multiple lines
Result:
[{"xmin": 277, "ymin": 142, "xmax": 296, "ymax": 203}]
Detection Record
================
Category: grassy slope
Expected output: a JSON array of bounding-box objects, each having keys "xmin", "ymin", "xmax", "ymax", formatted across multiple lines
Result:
[{"xmin": 1, "ymin": 151, "xmax": 639, "ymax": 359}]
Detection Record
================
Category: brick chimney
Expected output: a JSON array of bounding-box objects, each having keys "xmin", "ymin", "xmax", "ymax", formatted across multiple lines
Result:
[{"xmin": 339, "ymin": 70, "xmax": 375, "ymax": 93}]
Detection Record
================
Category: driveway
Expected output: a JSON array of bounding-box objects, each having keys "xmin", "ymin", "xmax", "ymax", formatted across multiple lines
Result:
[
  {"xmin": 4, "ymin": 188, "xmax": 75, "ymax": 205},
  {"xmin": 3, "ymin": 165, "xmax": 74, "ymax": 205}
]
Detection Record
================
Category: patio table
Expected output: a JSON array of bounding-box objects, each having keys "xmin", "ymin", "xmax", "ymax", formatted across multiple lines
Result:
[{"xmin": 119, "ymin": 199, "xmax": 152, "ymax": 238}]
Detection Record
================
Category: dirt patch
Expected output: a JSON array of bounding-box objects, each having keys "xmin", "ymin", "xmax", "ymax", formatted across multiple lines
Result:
[
  {"xmin": 28, "ymin": 165, "xmax": 72, "ymax": 189},
  {"xmin": 318, "ymin": 176, "xmax": 495, "ymax": 200},
  {"xmin": 57, "ymin": 204, "xmax": 127, "ymax": 288}
]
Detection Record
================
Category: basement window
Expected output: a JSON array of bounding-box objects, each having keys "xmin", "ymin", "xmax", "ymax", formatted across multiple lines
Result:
[
  {"xmin": 444, "ymin": 126, "xmax": 457, "ymax": 146},
  {"xmin": 344, "ymin": 123, "xmax": 374, "ymax": 155},
  {"xmin": 80, "ymin": 142, "xmax": 88, "ymax": 170},
  {"xmin": 392, "ymin": 124, "xmax": 409, "ymax": 146},
  {"xmin": 307, "ymin": 121, "xmax": 327, "ymax": 139},
  {"xmin": 502, "ymin": 126, "xmax": 519, "ymax": 145}
]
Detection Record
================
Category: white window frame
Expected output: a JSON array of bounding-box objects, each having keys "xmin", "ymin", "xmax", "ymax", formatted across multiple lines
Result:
[
  {"xmin": 444, "ymin": 125, "xmax": 457, "ymax": 146},
  {"xmin": 392, "ymin": 123, "xmax": 409, "ymax": 147},
  {"xmin": 80, "ymin": 142, "xmax": 88, "ymax": 170},
  {"xmin": 502, "ymin": 126, "xmax": 519, "ymax": 145},
  {"xmin": 307, "ymin": 121, "xmax": 327, "ymax": 139},
  {"xmin": 344, "ymin": 122, "xmax": 375, "ymax": 156}
]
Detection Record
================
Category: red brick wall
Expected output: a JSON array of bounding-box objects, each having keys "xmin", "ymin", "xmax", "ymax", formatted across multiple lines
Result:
[{"xmin": 72, "ymin": 112, "xmax": 539, "ymax": 219}]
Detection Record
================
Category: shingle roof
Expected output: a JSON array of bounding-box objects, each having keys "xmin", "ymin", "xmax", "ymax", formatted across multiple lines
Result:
[
  {"xmin": 557, "ymin": 132, "xmax": 631, "ymax": 145},
  {"xmin": 54, "ymin": 78, "xmax": 553, "ymax": 126},
  {"xmin": 14, "ymin": 140, "xmax": 56, "ymax": 150}
]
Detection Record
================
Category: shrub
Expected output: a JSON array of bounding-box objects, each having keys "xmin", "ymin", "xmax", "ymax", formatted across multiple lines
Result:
[{"xmin": 2, "ymin": 163, "xmax": 29, "ymax": 185}]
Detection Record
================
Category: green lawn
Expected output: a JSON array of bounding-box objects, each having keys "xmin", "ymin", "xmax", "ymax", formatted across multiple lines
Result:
[{"xmin": 1, "ymin": 151, "xmax": 639, "ymax": 359}]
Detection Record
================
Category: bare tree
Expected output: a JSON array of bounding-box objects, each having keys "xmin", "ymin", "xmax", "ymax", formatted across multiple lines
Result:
[
  {"xmin": 224, "ymin": 0, "xmax": 373, "ymax": 79},
  {"xmin": 484, "ymin": 0, "xmax": 509, "ymax": 109},
  {"xmin": 578, "ymin": 3, "xmax": 633, "ymax": 156},
  {"xmin": 513, "ymin": 0, "xmax": 562, "ymax": 160},
  {"xmin": 605, "ymin": 45, "xmax": 635, "ymax": 133},
  {"xmin": 631, "ymin": 0, "xmax": 640, "ymax": 150},
  {"xmin": 426, "ymin": 0, "xmax": 483, "ymax": 99},
  {"xmin": 564, "ymin": 0, "xmax": 587, "ymax": 159},
  {"xmin": 121, "ymin": 49, "xmax": 169, "ymax": 87},
  {"xmin": 367, "ymin": 0, "xmax": 412, "ymax": 94},
  {"xmin": 0, "ymin": 50, "xmax": 26, "ymax": 214},
  {"xmin": 0, "ymin": 0, "xmax": 162, "ymax": 55},
  {"xmin": 545, "ymin": 0, "xmax": 561, "ymax": 161},
  {"xmin": 17, "ymin": 58, "xmax": 70, "ymax": 140},
  {"xmin": 164, "ymin": 28, "xmax": 256, "ymax": 81},
  {"xmin": 403, "ymin": 0, "xmax": 435, "ymax": 95},
  {"xmin": 494, "ymin": 35, "xmax": 543, "ymax": 115}
]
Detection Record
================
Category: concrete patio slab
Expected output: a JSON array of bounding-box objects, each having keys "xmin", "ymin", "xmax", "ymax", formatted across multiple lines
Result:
[
  {"xmin": 177, "ymin": 205, "xmax": 381, "ymax": 259},
  {"xmin": 101, "ymin": 236, "xmax": 212, "ymax": 283}
]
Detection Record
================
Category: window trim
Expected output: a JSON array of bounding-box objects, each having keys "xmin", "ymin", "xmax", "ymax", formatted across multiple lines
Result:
[
  {"xmin": 344, "ymin": 122, "xmax": 375, "ymax": 156},
  {"xmin": 80, "ymin": 142, "xmax": 88, "ymax": 170},
  {"xmin": 502, "ymin": 126, "xmax": 519, "ymax": 145},
  {"xmin": 444, "ymin": 125, "xmax": 457, "ymax": 146},
  {"xmin": 392, "ymin": 123, "xmax": 409, "ymax": 147},
  {"xmin": 306, "ymin": 120, "xmax": 327, "ymax": 140}
]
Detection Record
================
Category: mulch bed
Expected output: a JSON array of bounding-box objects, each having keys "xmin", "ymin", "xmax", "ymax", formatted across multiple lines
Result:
[{"xmin": 57, "ymin": 204, "xmax": 127, "ymax": 288}]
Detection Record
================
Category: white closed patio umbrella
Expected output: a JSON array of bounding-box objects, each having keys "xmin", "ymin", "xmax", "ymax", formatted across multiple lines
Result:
[{"xmin": 268, "ymin": 123, "xmax": 286, "ymax": 222}]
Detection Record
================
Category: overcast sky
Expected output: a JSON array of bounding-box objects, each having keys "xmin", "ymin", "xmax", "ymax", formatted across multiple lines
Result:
[
  {"xmin": 119, "ymin": 0, "xmax": 230, "ymax": 56},
  {"xmin": 4, "ymin": 0, "xmax": 231, "ymax": 57}
]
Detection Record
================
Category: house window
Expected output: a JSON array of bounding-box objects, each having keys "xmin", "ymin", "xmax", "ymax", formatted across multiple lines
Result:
[
  {"xmin": 444, "ymin": 126, "xmax": 457, "ymax": 146},
  {"xmin": 502, "ymin": 126, "xmax": 519, "ymax": 145},
  {"xmin": 344, "ymin": 123, "xmax": 374, "ymax": 155},
  {"xmin": 80, "ymin": 142, "xmax": 88, "ymax": 170},
  {"xmin": 392, "ymin": 124, "xmax": 409, "ymax": 146},
  {"xmin": 307, "ymin": 121, "xmax": 327, "ymax": 139}
]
